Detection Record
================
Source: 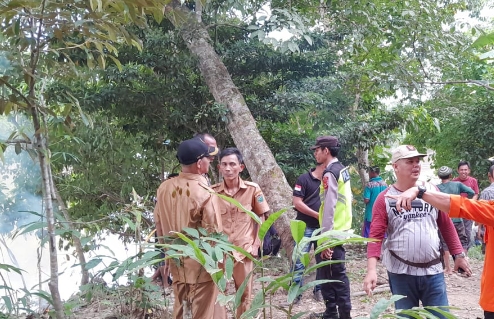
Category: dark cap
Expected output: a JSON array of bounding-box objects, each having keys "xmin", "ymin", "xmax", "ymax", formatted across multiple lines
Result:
[
  {"xmin": 310, "ymin": 136, "xmax": 339, "ymax": 150},
  {"xmin": 176, "ymin": 138, "xmax": 219, "ymax": 165}
]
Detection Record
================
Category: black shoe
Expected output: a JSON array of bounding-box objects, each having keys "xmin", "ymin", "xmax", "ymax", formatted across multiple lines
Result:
[
  {"xmin": 339, "ymin": 311, "xmax": 352, "ymax": 319},
  {"xmin": 309, "ymin": 307, "xmax": 339, "ymax": 319},
  {"xmin": 309, "ymin": 312, "xmax": 338, "ymax": 319}
]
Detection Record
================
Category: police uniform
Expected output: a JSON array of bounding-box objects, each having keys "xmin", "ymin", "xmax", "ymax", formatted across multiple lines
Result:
[
  {"xmin": 212, "ymin": 178, "xmax": 270, "ymax": 319},
  {"xmin": 318, "ymin": 159, "xmax": 353, "ymax": 319}
]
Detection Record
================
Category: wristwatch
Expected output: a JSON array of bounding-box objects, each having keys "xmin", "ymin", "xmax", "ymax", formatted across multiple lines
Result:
[
  {"xmin": 453, "ymin": 252, "xmax": 466, "ymax": 258},
  {"xmin": 417, "ymin": 185, "xmax": 427, "ymax": 199}
]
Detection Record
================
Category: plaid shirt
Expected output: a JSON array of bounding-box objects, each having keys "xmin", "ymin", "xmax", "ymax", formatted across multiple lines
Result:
[{"xmin": 480, "ymin": 182, "xmax": 494, "ymax": 201}]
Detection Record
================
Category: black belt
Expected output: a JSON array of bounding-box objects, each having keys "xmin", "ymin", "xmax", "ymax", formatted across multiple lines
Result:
[{"xmin": 389, "ymin": 250, "xmax": 441, "ymax": 268}]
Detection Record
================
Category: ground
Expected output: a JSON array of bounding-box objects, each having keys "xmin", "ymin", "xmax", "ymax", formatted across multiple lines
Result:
[
  {"xmin": 276, "ymin": 245, "xmax": 485, "ymax": 319},
  {"xmin": 33, "ymin": 244, "xmax": 484, "ymax": 319}
]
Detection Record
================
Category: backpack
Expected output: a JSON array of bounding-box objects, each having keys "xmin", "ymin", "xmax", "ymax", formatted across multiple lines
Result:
[{"xmin": 259, "ymin": 225, "xmax": 281, "ymax": 256}]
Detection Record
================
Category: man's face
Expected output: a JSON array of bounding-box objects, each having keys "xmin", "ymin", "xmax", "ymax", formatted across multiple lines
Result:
[
  {"xmin": 313, "ymin": 147, "xmax": 329, "ymax": 165},
  {"xmin": 218, "ymin": 154, "xmax": 244, "ymax": 182},
  {"xmin": 203, "ymin": 136, "xmax": 218, "ymax": 160},
  {"xmin": 458, "ymin": 164, "xmax": 470, "ymax": 180},
  {"xmin": 197, "ymin": 156, "xmax": 211, "ymax": 175},
  {"xmin": 393, "ymin": 157, "xmax": 421, "ymax": 181}
]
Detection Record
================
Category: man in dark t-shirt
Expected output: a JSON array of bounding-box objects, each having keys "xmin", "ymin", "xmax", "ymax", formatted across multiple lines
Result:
[{"xmin": 292, "ymin": 165, "xmax": 324, "ymax": 303}]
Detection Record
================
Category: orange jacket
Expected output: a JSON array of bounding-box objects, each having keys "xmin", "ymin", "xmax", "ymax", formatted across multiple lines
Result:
[{"xmin": 450, "ymin": 195, "xmax": 493, "ymax": 311}]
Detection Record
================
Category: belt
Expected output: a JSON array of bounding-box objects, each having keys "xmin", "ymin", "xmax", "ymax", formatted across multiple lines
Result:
[{"xmin": 389, "ymin": 250, "xmax": 441, "ymax": 268}]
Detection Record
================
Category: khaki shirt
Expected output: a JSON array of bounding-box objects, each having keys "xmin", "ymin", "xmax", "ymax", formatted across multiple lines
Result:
[
  {"xmin": 154, "ymin": 172, "xmax": 222, "ymax": 283},
  {"xmin": 212, "ymin": 178, "xmax": 270, "ymax": 260}
]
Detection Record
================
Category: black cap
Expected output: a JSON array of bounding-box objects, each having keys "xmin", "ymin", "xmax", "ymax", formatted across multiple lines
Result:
[
  {"xmin": 176, "ymin": 138, "xmax": 219, "ymax": 165},
  {"xmin": 310, "ymin": 136, "xmax": 339, "ymax": 150}
]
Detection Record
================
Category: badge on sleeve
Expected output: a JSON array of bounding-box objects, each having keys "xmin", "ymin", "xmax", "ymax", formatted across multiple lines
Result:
[
  {"xmin": 257, "ymin": 194, "xmax": 264, "ymax": 203},
  {"xmin": 322, "ymin": 176, "xmax": 329, "ymax": 190}
]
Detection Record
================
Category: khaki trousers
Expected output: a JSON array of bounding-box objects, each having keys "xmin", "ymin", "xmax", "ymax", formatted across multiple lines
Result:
[
  {"xmin": 214, "ymin": 258, "xmax": 255, "ymax": 319},
  {"xmin": 173, "ymin": 280, "xmax": 218, "ymax": 319}
]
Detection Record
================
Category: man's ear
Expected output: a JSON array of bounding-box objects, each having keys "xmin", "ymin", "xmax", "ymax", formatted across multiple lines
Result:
[{"xmin": 239, "ymin": 164, "xmax": 245, "ymax": 172}]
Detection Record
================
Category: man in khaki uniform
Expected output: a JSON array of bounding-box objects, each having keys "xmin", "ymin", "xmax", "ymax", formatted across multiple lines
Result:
[
  {"xmin": 154, "ymin": 138, "xmax": 221, "ymax": 319},
  {"xmin": 213, "ymin": 147, "xmax": 270, "ymax": 319}
]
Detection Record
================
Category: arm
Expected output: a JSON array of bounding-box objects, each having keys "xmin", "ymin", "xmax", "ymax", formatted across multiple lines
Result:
[
  {"xmin": 293, "ymin": 196, "xmax": 319, "ymax": 219},
  {"xmin": 386, "ymin": 187, "xmax": 452, "ymax": 212},
  {"xmin": 437, "ymin": 210, "xmax": 462, "ymax": 255},
  {"xmin": 253, "ymin": 186, "xmax": 270, "ymax": 216},
  {"xmin": 450, "ymin": 195, "xmax": 494, "ymax": 228},
  {"xmin": 459, "ymin": 184, "xmax": 475, "ymax": 199},
  {"xmin": 472, "ymin": 179, "xmax": 479, "ymax": 200},
  {"xmin": 153, "ymin": 191, "xmax": 165, "ymax": 244},
  {"xmin": 387, "ymin": 188, "xmax": 494, "ymax": 228},
  {"xmin": 363, "ymin": 185, "xmax": 371, "ymax": 204},
  {"xmin": 321, "ymin": 171, "xmax": 338, "ymax": 232},
  {"xmin": 363, "ymin": 192, "xmax": 388, "ymax": 295},
  {"xmin": 367, "ymin": 192, "xmax": 388, "ymax": 258}
]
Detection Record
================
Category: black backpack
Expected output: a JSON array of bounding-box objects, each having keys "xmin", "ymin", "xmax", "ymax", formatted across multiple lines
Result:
[{"xmin": 259, "ymin": 225, "xmax": 281, "ymax": 256}]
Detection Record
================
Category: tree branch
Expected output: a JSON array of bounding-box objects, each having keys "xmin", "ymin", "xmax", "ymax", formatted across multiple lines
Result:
[
  {"xmin": 1, "ymin": 139, "xmax": 32, "ymax": 144},
  {"xmin": 0, "ymin": 77, "xmax": 33, "ymax": 108},
  {"xmin": 419, "ymin": 80, "xmax": 494, "ymax": 91},
  {"xmin": 205, "ymin": 23, "xmax": 250, "ymax": 31}
]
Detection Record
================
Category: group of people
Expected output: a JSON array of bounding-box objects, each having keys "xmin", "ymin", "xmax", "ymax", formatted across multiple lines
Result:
[
  {"xmin": 153, "ymin": 134, "xmax": 353, "ymax": 319},
  {"xmin": 362, "ymin": 146, "xmax": 493, "ymax": 319},
  {"xmin": 153, "ymin": 135, "xmax": 269, "ymax": 319},
  {"xmin": 153, "ymin": 134, "xmax": 493, "ymax": 319}
]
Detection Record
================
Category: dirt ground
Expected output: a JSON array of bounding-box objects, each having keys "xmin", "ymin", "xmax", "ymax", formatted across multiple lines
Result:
[
  {"xmin": 273, "ymin": 245, "xmax": 485, "ymax": 319},
  {"xmin": 54, "ymin": 244, "xmax": 484, "ymax": 319}
]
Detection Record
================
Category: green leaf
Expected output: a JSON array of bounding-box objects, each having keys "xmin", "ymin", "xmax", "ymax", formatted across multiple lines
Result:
[
  {"xmin": 225, "ymin": 255, "xmax": 234, "ymax": 279},
  {"xmin": 84, "ymin": 258, "xmax": 103, "ymax": 271},
  {"xmin": 17, "ymin": 221, "xmax": 47, "ymax": 236},
  {"xmin": 183, "ymin": 227, "xmax": 199, "ymax": 238},
  {"xmin": 370, "ymin": 295, "xmax": 405, "ymax": 319},
  {"xmin": 174, "ymin": 232, "xmax": 206, "ymax": 265},
  {"xmin": 122, "ymin": 217, "xmax": 136, "ymax": 231},
  {"xmin": 258, "ymin": 207, "xmax": 290, "ymax": 241},
  {"xmin": 290, "ymin": 220, "xmax": 306, "ymax": 244},
  {"xmin": 108, "ymin": 55, "xmax": 123, "ymax": 72},
  {"xmin": 0, "ymin": 263, "xmax": 23, "ymax": 275},
  {"xmin": 214, "ymin": 193, "xmax": 262, "ymax": 225},
  {"xmin": 287, "ymin": 41, "xmax": 299, "ymax": 53},
  {"xmin": 3, "ymin": 296, "xmax": 13, "ymax": 313},
  {"xmin": 472, "ymin": 32, "xmax": 494, "ymax": 48},
  {"xmin": 287, "ymin": 282, "xmax": 301, "ymax": 303}
]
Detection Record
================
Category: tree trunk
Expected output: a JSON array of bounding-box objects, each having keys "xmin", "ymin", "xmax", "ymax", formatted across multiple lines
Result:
[
  {"xmin": 167, "ymin": 2, "xmax": 295, "ymax": 257},
  {"xmin": 356, "ymin": 148, "xmax": 369, "ymax": 187},
  {"xmin": 351, "ymin": 93, "xmax": 370, "ymax": 187},
  {"xmin": 52, "ymin": 182, "xmax": 90, "ymax": 286},
  {"xmin": 31, "ymin": 108, "xmax": 64, "ymax": 319}
]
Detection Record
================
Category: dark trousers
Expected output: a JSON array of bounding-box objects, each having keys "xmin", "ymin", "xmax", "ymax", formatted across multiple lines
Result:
[
  {"xmin": 317, "ymin": 245, "xmax": 351, "ymax": 314},
  {"xmin": 485, "ymin": 311, "xmax": 494, "ymax": 319}
]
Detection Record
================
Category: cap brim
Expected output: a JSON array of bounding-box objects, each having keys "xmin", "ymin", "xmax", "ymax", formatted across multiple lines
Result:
[
  {"xmin": 404, "ymin": 153, "xmax": 427, "ymax": 158},
  {"xmin": 309, "ymin": 145, "xmax": 318, "ymax": 150},
  {"xmin": 208, "ymin": 146, "xmax": 219, "ymax": 156}
]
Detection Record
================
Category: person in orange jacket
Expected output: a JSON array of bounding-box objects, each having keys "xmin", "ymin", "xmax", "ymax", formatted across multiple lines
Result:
[{"xmin": 388, "ymin": 182, "xmax": 493, "ymax": 319}]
